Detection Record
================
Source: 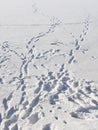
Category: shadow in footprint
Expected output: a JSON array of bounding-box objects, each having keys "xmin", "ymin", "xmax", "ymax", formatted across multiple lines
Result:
[
  {"xmin": 11, "ymin": 124, "xmax": 18, "ymax": 130},
  {"xmin": 28, "ymin": 113, "xmax": 39, "ymax": 125},
  {"xmin": 43, "ymin": 124, "xmax": 51, "ymax": 130},
  {"xmin": 0, "ymin": 78, "xmax": 3, "ymax": 84},
  {"xmin": 3, "ymin": 98, "xmax": 8, "ymax": 110},
  {"xmin": 6, "ymin": 107, "xmax": 16, "ymax": 119},
  {"xmin": 0, "ymin": 113, "xmax": 2, "ymax": 123}
]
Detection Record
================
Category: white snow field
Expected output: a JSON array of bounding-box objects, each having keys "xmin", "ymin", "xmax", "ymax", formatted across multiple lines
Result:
[{"xmin": 0, "ymin": 0, "xmax": 98, "ymax": 130}]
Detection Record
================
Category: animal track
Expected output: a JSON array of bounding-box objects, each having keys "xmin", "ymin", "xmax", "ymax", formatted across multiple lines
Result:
[
  {"xmin": 42, "ymin": 124, "xmax": 51, "ymax": 130},
  {"xmin": 28, "ymin": 113, "xmax": 39, "ymax": 125}
]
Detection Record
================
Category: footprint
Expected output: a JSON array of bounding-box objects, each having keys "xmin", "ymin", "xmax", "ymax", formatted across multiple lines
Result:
[
  {"xmin": 19, "ymin": 107, "xmax": 32, "ymax": 119},
  {"xmin": 3, "ymin": 98, "xmax": 8, "ymax": 110},
  {"xmin": 83, "ymin": 32, "xmax": 87, "ymax": 36},
  {"xmin": 75, "ymin": 39, "xmax": 79, "ymax": 46},
  {"xmin": 0, "ymin": 78, "xmax": 3, "ymax": 84},
  {"xmin": 42, "ymin": 124, "xmax": 51, "ymax": 130},
  {"xmin": 28, "ymin": 113, "xmax": 39, "ymax": 125},
  {"xmin": 63, "ymin": 120, "xmax": 67, "ymax": 124},
  {"xmin": 10, "ymin": 124, "xmax": 18, "ymax": 130},
  {"xmin": 81, "ymin": 38, "xmax": 84, "ymax": 42},
  {"xmin": 55, "ymin": 116, "xmax": 58, "ymax": 120},
  {"xmin": 34, "ymin": 81, "xmax": 43, "ymax": 94},
  {"xmin": 68, "ymin": 56, "xmax": 74, "ymax": 64},
  {"xmin": 0, "ymin": 113, "xmax": 2, "ymax": 123},
  {"xmin": 70, "ymin": 112, "xmax": 79, "ymax": 118},
  {"xmin": 6, "ymin": 107, "xmax": 16, "ymax": 119},
  {"xmin": 69, "ymin": 50, "xmax": 73, "ymax": 56},
  {"xmin": 73, "ymin": 81, "xmax": 79, "ymax": 87}
]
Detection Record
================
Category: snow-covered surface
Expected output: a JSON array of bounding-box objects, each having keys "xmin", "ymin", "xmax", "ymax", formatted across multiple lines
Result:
[{"xmin": 0, "ymin": 0, "xmax": 98, "ymax": 130}]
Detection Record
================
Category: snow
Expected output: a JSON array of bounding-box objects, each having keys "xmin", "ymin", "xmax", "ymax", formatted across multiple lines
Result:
[{"xmin": 0, "ymin": 0, "xmax": 98, "ymax": 130}]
